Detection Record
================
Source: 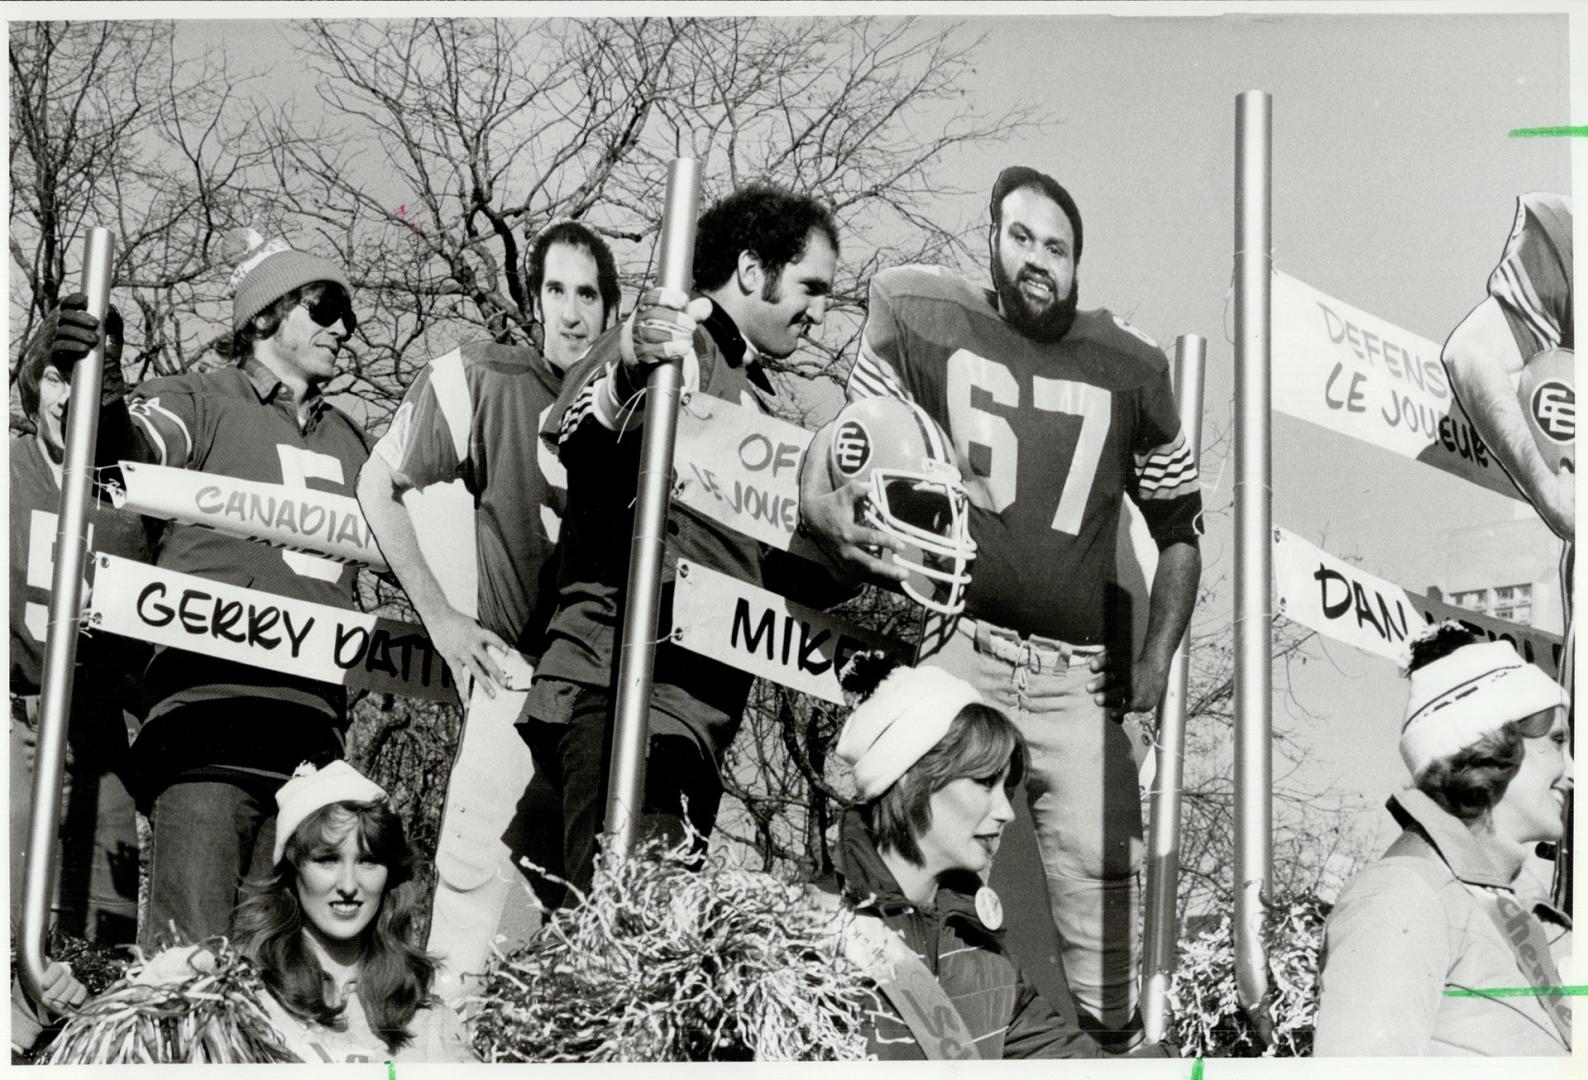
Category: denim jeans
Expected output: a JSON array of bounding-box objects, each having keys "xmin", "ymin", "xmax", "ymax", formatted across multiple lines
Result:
[
  {"xmin": 8, "ymin": 696, "xmax": 138, "ymax": 944},
  {"xmin": 141, "ymin": 779, "xmax": 277, "ymax": 951},
  {"xmin": 920, "ymin": 619, "xmax": 1147, "ymax": 1043},
  {"xmin": 518, "ymin": 684, "xmax": 723, "ymax": 900}
]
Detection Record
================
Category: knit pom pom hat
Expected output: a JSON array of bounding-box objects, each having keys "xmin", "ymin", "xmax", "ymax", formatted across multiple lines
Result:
[
  {"xmin": 834, "ymin": 664, "xmax": 983, "ymax": 800},
  {"xmin": 228, "ymin": 229, "xmax": 352, "ymax": 334}
]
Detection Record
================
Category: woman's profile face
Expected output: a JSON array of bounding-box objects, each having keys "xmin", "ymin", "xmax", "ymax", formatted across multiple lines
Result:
[
  {"xmin": 914, "ymin": 762, "xmax": 1016, "ymax": 879},
  {"xmin": 1491, "ymin": 709, "xmax": 1573, "ymax": 846},
  {"xmin": 296, "ymin": 825, "xmax": 390, "ymax": 944}
]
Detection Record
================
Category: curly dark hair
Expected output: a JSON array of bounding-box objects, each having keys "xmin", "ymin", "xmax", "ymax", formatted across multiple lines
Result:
[
  {"xmin": 862, "ymin": 703, "xmax": 1028, "ymax": 867},
  {"xmin": 231, "ymin": 800, "xmax": 437, "ymax": 1054},
  {"xmin": 692, "ymin": 184, "xmax": 839, "ymax": 296},
  {"xmin": 526, "ymin": 219, "xmax": 620, "ymax": 325}
]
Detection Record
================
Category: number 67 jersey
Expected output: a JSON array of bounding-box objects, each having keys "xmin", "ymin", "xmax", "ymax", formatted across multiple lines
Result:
[{"xmin": 847, "ymin": 265, "xmax": 1203, "ymax": 644}]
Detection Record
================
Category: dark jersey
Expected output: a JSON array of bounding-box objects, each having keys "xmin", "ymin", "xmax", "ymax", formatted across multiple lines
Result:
[
  {"xmin": 370, "ymin": 342, "xmax": 566, "ymax": 657},
  {"xmin": 120, "ymin": 360, "xmax": 371, "ymax": 725},
  {"xmin": 847, "ymin": 266, "xmax": 1202, "ymax": 643},
  {"xmin": 530, "ymin": 302, "xmax": 822, "ymax": 764},
  {"xmin": 9, "ymin": 435, "xmax": 154, "ymax": 695},
  {"xmin": 1487, "ymin": 192, "xmax": 1572, "ymax": 357}
]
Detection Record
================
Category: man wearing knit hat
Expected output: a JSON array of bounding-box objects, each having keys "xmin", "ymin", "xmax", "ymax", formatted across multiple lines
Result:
[
  {"xmin": 799, "ymin": 166, "xmax": 1204, "ymax": 1049},
  {"xmin": 45, "ymin": 234, "xmax": 370, "ymax": 951}
]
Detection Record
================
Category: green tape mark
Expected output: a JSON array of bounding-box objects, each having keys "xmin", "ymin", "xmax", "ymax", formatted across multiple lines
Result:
[
  {"xmin": 1508, "ymin": 126, "xmax": 1588, "ymax": 138},
  {"xmin": 1445, "ymin": 984, "xmax": 1588, "ymax": 999},
  {"xmin": 1191, "ymin": 1056, "xmax": 1205, "ymax": 1080},
  {"xmin": 386, "ymin": 1061, "xmax": 396, "ymax": 1080}
]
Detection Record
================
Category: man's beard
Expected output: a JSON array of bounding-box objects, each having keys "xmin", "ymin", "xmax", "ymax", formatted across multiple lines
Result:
[{"xmin": 992, "ymin": 259, "xmax": 1079, "ymax": 343}]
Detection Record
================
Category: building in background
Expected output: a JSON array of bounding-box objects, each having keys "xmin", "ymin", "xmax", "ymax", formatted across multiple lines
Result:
[{"xmin": 1425, "ymin": 507, "xmax": 1566, "ymax": 635}]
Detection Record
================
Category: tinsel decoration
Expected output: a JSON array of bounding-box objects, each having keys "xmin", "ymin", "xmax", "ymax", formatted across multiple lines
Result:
[
  {"xmin": 470, "ymin": 836, "xmax": 875, "ymax": 1062},
  {"xmin": 1166, "ymin": 892, "xmax": 1331, "ymax": 1057},
  {"xmin": 41, "ymin": 939, "xmax": 301, "ymax": 1065}
]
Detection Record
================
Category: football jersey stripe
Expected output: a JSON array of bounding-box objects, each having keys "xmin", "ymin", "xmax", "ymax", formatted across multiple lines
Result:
[
  {"xmin": 427, "ymin": 347, "xmax": 473, "ymax": 463},
  {"xmin": 131, "ymin": 396, "xmax": 194, "ymax": 467},
  {"xmin": 128, "ymin": 409, "xmax": 169, "ymax": 467},
  {"xmin": 1138, "ymin": 453, "xmax": 1196, "ymax": 473},
  {"xmin": 1139, "ymin": 461, "xmax": 1198, "ymax": 485},
  {"xmin": 849, "ymin": 346, "xmax": 911, "ymax": 403},
  {"xmin": 1137, "ymin": 477, "xmax": 1199, "ymax": 501},
  {"xmin": 559, "ymin": 373, "xmax": 605, "ymax": 444},
  {"xmin": 1138, "ymin": 465, "xmax": 1198, "ymax": 490},
  {"xmin": 1136, "ymin": 434, "xmax": 1199, "ymax": 501},
  {"xmin": 1496, "ymin": 260, "xmax": 1559, "ymax": 352}
]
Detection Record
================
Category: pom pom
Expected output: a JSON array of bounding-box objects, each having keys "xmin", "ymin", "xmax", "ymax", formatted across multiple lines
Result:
[
  {"xmin": 837, "ymin": 651, "xmax": 901, "ymax": 707},
  {"xmin": 1400, "ymin": 620, "xmax": 1480, "ymax": 677},
  {"xmin": 224, "ymin": 226, "xmax": 268, "ymax": 264}
]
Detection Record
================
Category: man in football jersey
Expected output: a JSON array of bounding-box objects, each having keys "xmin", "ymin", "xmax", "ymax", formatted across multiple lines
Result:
[
  {"xmin": 9, "ymin": 310, "xmax": 150, "ymax": 1050},
  {"xmin": 523, "ymin": 184, "xmax": 845, "ymax": 896},
  {"xmin": 1442, "ymin": 192, "xmax": 1574, "ymax": 907},
  {"xmin": 799, "ymin": 166, "xmax": 1203, "ymax": 1048},
  {"xmin": 357, "ymin": 219, "xmax": 620, "ymax": 996},
  {"xmin": 47, "ymin": 237, "xmax": 368, "ymax": 951},
  {"xmin": 1443, "ymin": 193, "xmax": 1573, "ymax": 542}
]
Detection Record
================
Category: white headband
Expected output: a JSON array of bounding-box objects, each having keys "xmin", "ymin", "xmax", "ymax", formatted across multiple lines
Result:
[
  {"xmin": 1400, "ymin": 640, "xmax": 1568, "ymax": 777},
  {"xmin": 834, "ymin": 665, "xmax": 983, "ymax": 800}
]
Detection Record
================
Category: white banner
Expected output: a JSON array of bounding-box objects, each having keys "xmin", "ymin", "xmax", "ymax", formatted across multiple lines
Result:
[
  {"xmin": 1273, "ymin": 527, "xmax": 1561, "ymax": 676},
  {"xmin": 669, "ymin": 558, "xmax": 909, "ymax": 704},
  {"xmin": 672, "ymin": 394, "xmax": 829, "ymax": 563},
  {"xmin": 1271, "ymin": 270, "xmax": 1521, "ymax": 501},
  {"xmin": 86, "ymin": 553, "xmax": 457, "ymax": 702},
  {"xmin": 112, "ymin": 461, "xmax": 389, "ymax": 570}
]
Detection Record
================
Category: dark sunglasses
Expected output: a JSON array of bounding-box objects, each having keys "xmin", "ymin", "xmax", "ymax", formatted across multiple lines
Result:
[{"xmin": 298, "ymin": 292, "xmax": 357, "ymax": 333}]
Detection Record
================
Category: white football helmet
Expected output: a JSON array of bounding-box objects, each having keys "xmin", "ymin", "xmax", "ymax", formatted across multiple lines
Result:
[{"xmin": 828, "ymin": 396, "xmax": 976, "ymax": 616}]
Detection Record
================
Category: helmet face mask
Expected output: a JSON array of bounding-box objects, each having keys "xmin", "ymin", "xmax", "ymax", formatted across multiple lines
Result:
[{"xmin": 829, "ymin": 398, "xmax": 976, "ymax": 616}]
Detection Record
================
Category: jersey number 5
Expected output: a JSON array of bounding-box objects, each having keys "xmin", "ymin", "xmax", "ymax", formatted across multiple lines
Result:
[
  {"xmin": 276, "ymin": 446, "xmax": 348, "ymax": 582},
  {"xmin": 945, "ymin": 349, "xmax": 1111, "ymax": 535}
]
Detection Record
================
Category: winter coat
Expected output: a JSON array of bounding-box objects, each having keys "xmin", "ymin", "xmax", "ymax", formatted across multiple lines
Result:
[
  {"xmin": 1315, "ymin": 788, "xmax": 1572, "ymax": 1056},
  {"xmin": 827, "ymin": 809, "xmax": 1101, "ymax": 1059}
]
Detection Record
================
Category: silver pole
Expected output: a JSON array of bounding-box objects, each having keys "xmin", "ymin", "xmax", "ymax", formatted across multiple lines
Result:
[
  {"xmin": 1233, "ymin": 90, "xmax": 1274, "ymax": 1037},
  {"xmin": 19, "ymin": 228, "xmax": 116, "ymax": 1010},
  {"xmin": 605, "ymin": 160, "xmax": 701, "ymax": 858},
  {"xmin": 1141, "ymin": 333, "xmax": 1206, "ymax": 1045}
]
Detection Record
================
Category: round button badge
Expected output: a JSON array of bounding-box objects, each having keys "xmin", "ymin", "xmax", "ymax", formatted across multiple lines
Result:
[{"xmin": 975, "ymin": 886, "xmax": 1004, "ymax": 930}]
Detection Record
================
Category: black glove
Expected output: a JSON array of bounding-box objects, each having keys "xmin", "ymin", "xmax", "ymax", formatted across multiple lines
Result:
[{"xmin": 47, "ymin": 293, "xmax": 125, "ymax": 405}]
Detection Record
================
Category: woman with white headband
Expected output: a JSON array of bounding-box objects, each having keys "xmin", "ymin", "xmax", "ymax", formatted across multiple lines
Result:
[
  {"xmin": 827, "ymin": 656, "xmax": 1108, "ymax": 1059},
  {"xmin": 1314, "ymin": 624, "xmax": 1572, "ymax": 1056}
]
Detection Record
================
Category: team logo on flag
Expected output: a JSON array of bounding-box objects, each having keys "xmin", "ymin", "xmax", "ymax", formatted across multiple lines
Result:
[
  {"xmin": 832, "ymin": 419, "xmax": 873, "ymax": 476},
  {"xmin": 1530, "ymin": 380, "xmax": 1575, "ymax": 443}
]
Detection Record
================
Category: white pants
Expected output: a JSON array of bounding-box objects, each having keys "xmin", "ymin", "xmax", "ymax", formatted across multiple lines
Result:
[{"xmin": 426, "ymin": 666, "xmax": 542, "ymax": 1005}]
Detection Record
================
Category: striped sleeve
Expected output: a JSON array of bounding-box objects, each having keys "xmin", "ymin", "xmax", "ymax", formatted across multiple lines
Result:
[
  {"xmin": 1133, "ymin": 430, "xmax": 1199, "ymax": 503},
  {"xmin": 847, "ymin": 275, "xmax": 915, "ymax": 405},
  {"xmin": 1486, "ymin": 193, "xmax": 1572, "ymax": 357},
  {"xmin": 558, "ymin": 362, "xmax": 616, "ymax": 443},
  {"xmin": 371, "ymin": 347, "xmax": 472, "ymax": 492},
  {"xmin": 1130, "ymin": 367, "xmax": 1204, "ymax": 544},
  {"xmin": 124, "ymin": 391, "xmax": 197, "ymax": 469}
]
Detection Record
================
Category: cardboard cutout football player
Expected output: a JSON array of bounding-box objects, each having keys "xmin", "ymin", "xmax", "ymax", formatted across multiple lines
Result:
[
  {"xmin": 1441, "ymin": 192, "xmax": 1574, "ymax": 909},
  {"xmin": 358, "ymin": 220, "xmax": 621, "ymax": 1001},
  {"xmin": 800, "ymin": 166, "xmax": 1203, "ymax": 1050}
]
